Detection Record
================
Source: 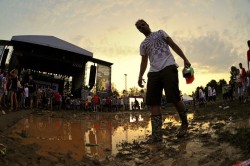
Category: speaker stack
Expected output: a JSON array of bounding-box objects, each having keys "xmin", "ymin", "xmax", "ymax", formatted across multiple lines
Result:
[{"xmin": 88, "ymin": 65, "xmax": 96, "ymax": 89}]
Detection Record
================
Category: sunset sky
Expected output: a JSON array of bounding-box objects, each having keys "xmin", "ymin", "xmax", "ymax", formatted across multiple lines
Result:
[{"xmin": 1, "ymin": 0, "xmax": 250, "ymax": 95}]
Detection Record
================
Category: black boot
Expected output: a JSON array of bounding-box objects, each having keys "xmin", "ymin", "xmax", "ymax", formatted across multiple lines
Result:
[
  {"xmin": 146, "ymin": 115, "xmax": 162, "ymax": 143},
  {"xmin": 177, "ymin": 109, "xmax": 188, "ymax": 138}
]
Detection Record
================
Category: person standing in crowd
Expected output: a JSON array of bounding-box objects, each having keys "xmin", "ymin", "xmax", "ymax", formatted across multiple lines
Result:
[
  {"xmin": 239, "ymin": 63, "xmax": 247, "ymax": 97},
  {"xmin": 100, "ymin": 97, "xmax": 106, "ymax": 112},
  {"xmin": 27, "ymin": 75, "xmax": 36, "ymax": 110},
  {"xmin": 236, "ymin": 68, "xmax": 244, "ymax": 103},
  {"xmin": 54, "ymin": 91, "xmax": 61, "ymax": 110},
  {"xmin": 228, "ymin": 79, "xmax": 235, "ymax": 101},
  {"xmin": 9, "ymin": 69, "xmax": 19, "ymax": 111},
  {"xmin": 24, "ymin": 84, "xmax": 29, "ymax": 108},
  {"xmin": 93, "ymin": 94, "xmax": 99, "ymax": 112},
  {"xmin": 105, "ymin": 96, "xmax": 111, "ymax": 112},
  {"xmin": 86, "ymin": 93, "xmax": 92, "ymax": 111},
  {"xmin": 192, "ymin": 91, "xmax": 196, "ymax": 108},
  {"xmin": 0, "ymin": 68, "xmax": 5, "ymax": 114},
  {"xmin": 1, "ymin": 71, "xmax": 8, "ymax": 109},
  {"xmin": 207, "ymin": 85, "xmax": 213, "ymax": 103},
  {"xmin": 247, "ymin": 40, "xmax": 250, "ymax": 71},
  {"xmin": 0, "ymin": 68, "xmax": 3, "ymax": 98},
  {"xmin": 17, "ymin": 79, "xmax": 24, "ymax": 110},
  {"xmin": 120, "ymin": 97, "xmax": 125, "ymax": 111},
  {"xmin": 36, "ymin": 85, "xmax": 43, "ymax": 109},
  {"xmin": 135, "ymin": 19, "xmax": 191, "ymax": 143},
  {"xmin": 212, "ymin": 87, "xmax": 216, "ymax": 102},
  {"xmin": 239, "ymin": 63, "xmax": 247, "ymax": 102},
  {"xmin": 198, "ymin": 88, "xmax": 206, "ymax": 107},
  {"xmin": 133, "ymin": 98, "xmax": 140, "ymax": 110}
]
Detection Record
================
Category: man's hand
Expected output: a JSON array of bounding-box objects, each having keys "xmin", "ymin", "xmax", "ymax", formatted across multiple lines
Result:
[
  {"xmin": 184, "ymin": 59, "xmax": 191, "ymax": 68},
  {"xmin": 138, "ymin": 77, "xmax": 145, "ymax": 88}
]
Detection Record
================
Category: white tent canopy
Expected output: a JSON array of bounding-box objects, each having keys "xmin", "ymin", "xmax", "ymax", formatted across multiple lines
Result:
[
  {"xmin": 182, "ymin": 93, "xmax": 193, "ymax": 101},
  {"xmin": 11, "ymin": 35, "xmax": 93, "ymax": 57}
]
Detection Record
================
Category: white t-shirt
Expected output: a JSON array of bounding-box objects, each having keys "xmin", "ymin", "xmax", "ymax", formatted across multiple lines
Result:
[
  {"xmin": 246, "ymin": 77, "xmax": 250, "ymax": 87},
  {"xmin": 24, "ymin": 87, "xmax": 29, "ymax": 97},
  {"xmin": 198, "ymin": 89, "xmax": 203, "ymax": 99},
  {"xmin": 87, "ymin": 95, "xmax": 92, "ymax": 103},
  {"xmin": 208, "ymin": 86, "xmax": 212, "ymax": 97},
  {"xmin": 212, "ymin": 89, "xmax": 216, "ymax": 96},
  {"xmin": 140, "ymin": 30, "xmax": 177, "ymax": 72},
  {"xmin": 120, "ymin": 98, "xmax": 124, "ymax": 105}
]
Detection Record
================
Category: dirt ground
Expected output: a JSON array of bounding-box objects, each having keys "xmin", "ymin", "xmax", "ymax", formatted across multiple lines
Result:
[{"xmin": 0, "ymin": 100, "xmax": 250, "ymax": 166}]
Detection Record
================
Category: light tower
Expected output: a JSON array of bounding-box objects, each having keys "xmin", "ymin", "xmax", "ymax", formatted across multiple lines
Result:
[{"xmin": 124, "ymin": 74, "xmax": 127, "ymax": 91}]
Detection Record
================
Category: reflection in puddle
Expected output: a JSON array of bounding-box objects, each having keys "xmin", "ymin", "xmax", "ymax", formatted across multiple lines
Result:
[
  {"xmin": 9, "ymin": 112, "xmax": 250, "ymax": 161},
  {"xmin": 10, "ymin": 112, "xmax": 153, "ymax": 160}
]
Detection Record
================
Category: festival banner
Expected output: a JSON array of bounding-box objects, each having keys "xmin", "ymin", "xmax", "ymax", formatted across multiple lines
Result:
[{"xmin": 96, "ymin": 64, "xmax": 111, "ymax": 92}]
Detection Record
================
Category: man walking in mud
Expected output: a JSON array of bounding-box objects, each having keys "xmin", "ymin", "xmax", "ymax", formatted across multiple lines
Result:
[{"xmin": 135, "ymin": 19, "xmax": 191, "ymax": 143}]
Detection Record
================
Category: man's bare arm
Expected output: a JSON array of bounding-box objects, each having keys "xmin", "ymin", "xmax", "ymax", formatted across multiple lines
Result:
[
  {"xmin": 165, "ymin": 37, "xmax": 191, "ymax": 67},
  {"xmin": 138, "ymin": 55, "xmax": 148, "ymax": 88}
]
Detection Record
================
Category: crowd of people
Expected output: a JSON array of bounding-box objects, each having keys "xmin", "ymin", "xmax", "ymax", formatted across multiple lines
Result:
[
  {"xmin": 191, "ymin": 62, "xmax": 250, "ymax": 108},
  {"xmin": 192, "ymin": 86, "xmax": 217, "ymax": 107},
  {"xmin": 222, "ymin": 63, "xmax": 249, "ymax": 104},
  {"xmin": 0, "ymin": 68, "xmax": 145, "ymax": 114},
  {"xmin": 0, "ymin": 68, "xmax": 64, "ymax": 114},
  {"xmin": 81, "ymin": 94, "xmax": 144, "ymax": 112}
]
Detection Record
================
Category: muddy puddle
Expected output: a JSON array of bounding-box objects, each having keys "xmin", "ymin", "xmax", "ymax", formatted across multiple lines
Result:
[{"xmin": 8, "ymin": 111, "xmax": 250, "ymax": 164}]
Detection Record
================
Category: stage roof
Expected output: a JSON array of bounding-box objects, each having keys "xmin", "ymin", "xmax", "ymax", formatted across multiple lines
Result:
[
  {"xmin": 11, "ymin": 35, "xmax": 93, "ymax": 57},
  {"xmin": 2, "ymin": 35, "xmax": 112, "ymax": 76}
]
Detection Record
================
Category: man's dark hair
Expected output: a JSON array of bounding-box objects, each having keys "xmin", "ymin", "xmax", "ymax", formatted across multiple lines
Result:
[
  {"xmin": 248, "ymin": 40, "xmax": 250, "ymax": 47},
  {"xmin": 135, "ymin": 19, "xmax": 148, "ymax": 27}
]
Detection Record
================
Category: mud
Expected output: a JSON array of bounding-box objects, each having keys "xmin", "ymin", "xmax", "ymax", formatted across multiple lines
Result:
[{"xmin": 0, "ymin": 101, "xmax": 250, "ymax": 166}]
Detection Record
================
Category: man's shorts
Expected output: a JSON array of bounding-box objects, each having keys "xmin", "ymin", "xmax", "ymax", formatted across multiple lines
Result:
[{"xmin": 146, "ymin": 65, "xmax": 181, "ymax": 106}]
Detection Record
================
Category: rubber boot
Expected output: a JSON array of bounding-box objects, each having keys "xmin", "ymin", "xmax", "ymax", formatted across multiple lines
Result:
[
  {"xmin": 147, "ymin": 115, "xmax": 162, "ymax": 143},
  {"xmin": 177, "ymin": 109, "xmax": 188, "ymax": 138}
]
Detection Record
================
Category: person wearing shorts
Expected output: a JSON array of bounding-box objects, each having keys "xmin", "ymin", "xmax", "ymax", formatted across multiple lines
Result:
[{"xmin": 135, "ymin": 19, "xmax": 191, "ymax": 143}]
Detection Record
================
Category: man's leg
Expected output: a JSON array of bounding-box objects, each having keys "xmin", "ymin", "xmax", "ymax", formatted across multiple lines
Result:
[
  {"xmin": 174, "ymin": 101, "xmax": 188, "ymax": 137},
  {"xmin": 147, "ymin": 105, "xmax": 162, "ymax": 143}
]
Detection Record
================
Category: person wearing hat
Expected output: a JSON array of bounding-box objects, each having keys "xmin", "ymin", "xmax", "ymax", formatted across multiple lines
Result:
[{"xmin": 135, "ymin": 19, "xmax": 191, "ymax": 143}]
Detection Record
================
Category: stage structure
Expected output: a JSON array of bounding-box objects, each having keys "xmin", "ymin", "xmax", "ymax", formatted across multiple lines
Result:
[{"xmin": 0, "ymin": 35, "xmax": 113, "ymax": 98}]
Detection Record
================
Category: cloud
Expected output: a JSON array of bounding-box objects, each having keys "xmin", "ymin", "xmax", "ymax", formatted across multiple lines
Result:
[
  {"xmin": 1, "ymin": 0, "xmax": 250, "ymax": 75},
  {"xmin": 177, "ymin": 31, "xmax": 239, "ymax": 73}
]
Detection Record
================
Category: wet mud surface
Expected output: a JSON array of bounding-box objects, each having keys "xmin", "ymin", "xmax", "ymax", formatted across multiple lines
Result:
[{"xmin": 0, "ymin": 101, "xmax": 250, "ymax": 166}]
